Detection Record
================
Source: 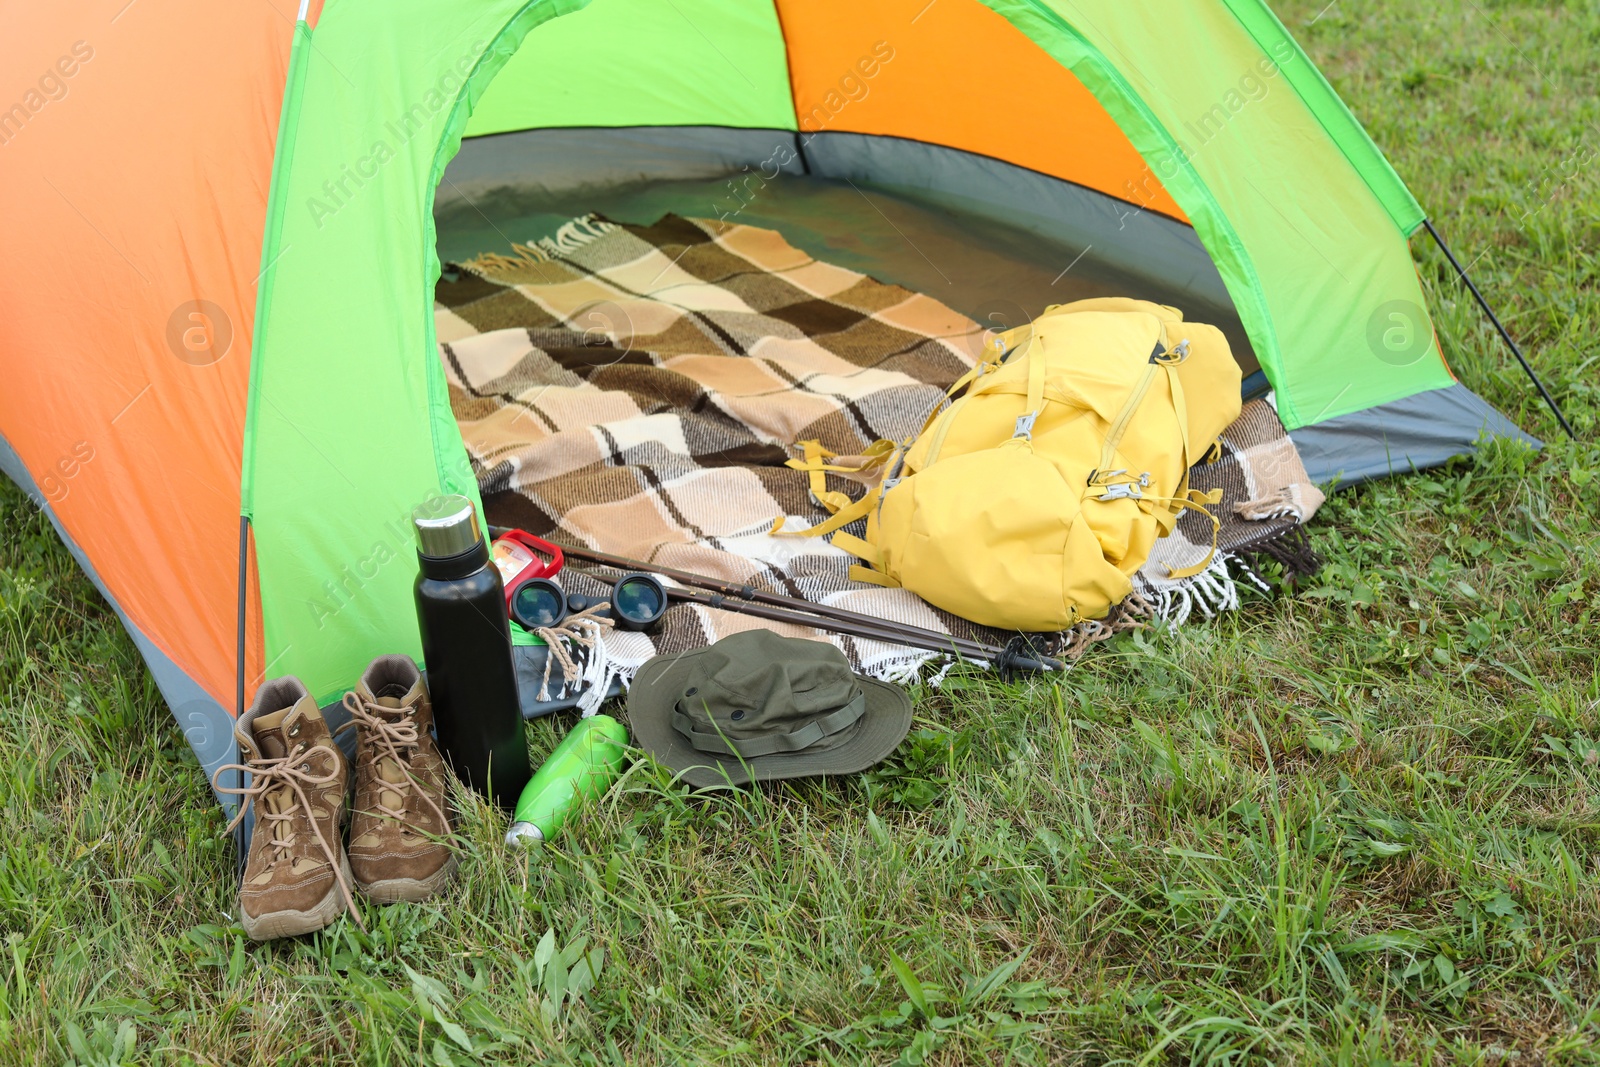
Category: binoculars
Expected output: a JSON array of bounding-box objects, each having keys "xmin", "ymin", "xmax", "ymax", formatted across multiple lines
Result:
[
  {"xmin": 509, "ymin": 571, "xmax": 668, "ymax": 633},
  {"xmin": 491, "ymin": 530, "xmax": 667, "ymax": 633}
]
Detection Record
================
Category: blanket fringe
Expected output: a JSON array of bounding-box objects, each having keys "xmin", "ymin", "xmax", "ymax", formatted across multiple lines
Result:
[
  {"xmin": 1134, "ymin": 553, "xmax": 1240, "ymax": 626},
  {"xmin": 528, "ymin": 606, "xmax": 626, "ymax": 716},
  {"xmin": 1236, "ymin": 523, "xmax": 1322, "ymax": 587},
  {"xmin": 862, "ymin": 649, "xmax": 943, "ymax": 687},
  {"xmin": 1116, "ymin": 521, "xmax": 1323, "ymax": 629},
  {"xmin": 839, "ymin": 648, "xmax": 967, "ymax": 689},
  {"xmin": 461, "ymin": 214, "xmax": 619, "ymax": 279}
]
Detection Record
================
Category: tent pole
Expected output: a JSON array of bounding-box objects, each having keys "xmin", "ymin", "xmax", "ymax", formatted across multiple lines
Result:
[
  {"xmin": 234, "ymin": 515, "xmax": 250, "ymax": 874},
  {"xmin": 1422, "ymin": 218, "xmax": 1575, "ymax": 439},
  {"xmin": 236, "ymin": 516, "xmax": 249, "ymax": 722}
]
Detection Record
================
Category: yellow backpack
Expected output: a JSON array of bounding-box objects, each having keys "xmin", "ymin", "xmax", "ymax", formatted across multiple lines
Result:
[{"xmin": 780, "ymin": 298, "xmax": 1242, "ymax": 631}]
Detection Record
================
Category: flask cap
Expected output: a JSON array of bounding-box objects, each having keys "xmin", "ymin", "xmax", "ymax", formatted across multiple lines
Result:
[{"xmin": 412, "ymin": 494, "xmax": 482, "ymax": 558}]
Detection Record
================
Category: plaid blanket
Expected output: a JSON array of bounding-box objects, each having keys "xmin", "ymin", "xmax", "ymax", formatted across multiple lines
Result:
[{"xmin": 435, "ymin": 214, "xmax": 1322, "ymax": 690}]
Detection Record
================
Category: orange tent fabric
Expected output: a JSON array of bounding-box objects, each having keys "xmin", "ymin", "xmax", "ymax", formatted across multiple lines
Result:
[
  {"xmin": 0, "ymin": 0, "xmax": 295, "ymax": 704},
  {"xmin": 776, "ymin": 0, "xmax": 1189, "ymax": 223}
]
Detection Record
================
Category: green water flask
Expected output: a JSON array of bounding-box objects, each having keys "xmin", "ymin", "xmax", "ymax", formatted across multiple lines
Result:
[{"xmin": 505, "ymin": 715, "xmax": 629, "ymax": 846}]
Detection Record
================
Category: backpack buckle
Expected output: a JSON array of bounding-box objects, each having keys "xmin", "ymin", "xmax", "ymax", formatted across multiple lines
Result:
[
  {"xmin": 1096, "ymin": 472, "xmax": 1150, "ymax": 501},
  {"xmin": 1012, "ymin": 412, "xmax": 1038, "ymax": 440}
]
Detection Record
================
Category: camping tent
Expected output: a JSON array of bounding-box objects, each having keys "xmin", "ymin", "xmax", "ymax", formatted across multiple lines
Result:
[{"xmin": 1, "ymin": 0, "xmax": 1543, "ymax": 803}]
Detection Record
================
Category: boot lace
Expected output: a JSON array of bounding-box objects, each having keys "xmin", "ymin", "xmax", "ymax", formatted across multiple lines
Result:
[
  {"xmin": 213, "ymin": 746, "xmax": 364, "ymax": 931},
  {"xmin": 337, "ymin": 692, "xmax": 451, "ymax": 833}
]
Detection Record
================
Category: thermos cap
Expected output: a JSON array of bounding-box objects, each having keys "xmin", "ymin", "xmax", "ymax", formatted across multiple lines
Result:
[{"xmin": 412, "ymin": 494, "xmax": 483, "ymax": 558}]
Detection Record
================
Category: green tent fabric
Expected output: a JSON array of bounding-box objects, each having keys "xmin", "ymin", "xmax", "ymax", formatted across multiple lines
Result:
[
  {"xmin": 240, "ymin": 0, "xmax": 1532, "ymax": 712},
  {"xmin": 461, "ymin": 0, "xmax": 796, "ymax": 135}
]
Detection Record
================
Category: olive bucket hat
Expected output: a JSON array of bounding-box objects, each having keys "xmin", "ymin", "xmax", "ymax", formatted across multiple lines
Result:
[{"xmin": 628, "ymin": 630, "xmax": 912, "ymax": 788}]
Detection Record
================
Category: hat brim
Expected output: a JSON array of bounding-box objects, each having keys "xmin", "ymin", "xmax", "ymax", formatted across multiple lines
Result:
[{"xmin": 627, "ymin": 645, "xmax": 912, "ymax": 790}]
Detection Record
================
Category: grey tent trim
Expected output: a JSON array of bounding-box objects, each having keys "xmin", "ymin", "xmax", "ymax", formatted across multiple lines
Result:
[
  {"xmin": 1288, "ymin": 382, "xmax": 1539, "ymax": 488},
  {"xmin": 436, "ymin": 124, "xmax": 808, "ymax": 206},
  {"xmin": 0, "ymin": 432, "xmax": 240, "ymax": 813}
]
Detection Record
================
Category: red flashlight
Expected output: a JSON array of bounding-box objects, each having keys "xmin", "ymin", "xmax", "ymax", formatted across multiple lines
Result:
[{"xmin": 490, "ymin": 530, "xmax": 564, "ymax": 617}]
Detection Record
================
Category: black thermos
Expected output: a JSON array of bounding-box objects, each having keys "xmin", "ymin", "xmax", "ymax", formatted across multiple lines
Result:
[{"xmin": 411, "ymin": 494, "xmax": 530, "ymax": 809}]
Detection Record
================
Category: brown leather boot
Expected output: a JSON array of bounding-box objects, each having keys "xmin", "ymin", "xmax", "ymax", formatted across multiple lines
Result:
[
  {"xmin": 338, "ymin": 655, "xmax": 456, "ymax": 902},
  {"xmin": 214, "ymin": 677, "xmax": 360, "ymax": 941}
]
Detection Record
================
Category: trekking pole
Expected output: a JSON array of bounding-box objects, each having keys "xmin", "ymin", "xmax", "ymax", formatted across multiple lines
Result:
[
  {"xmin": 561, "ymin": 544, "xmax": 999, "ymax": 651},
  {"xmin": 655, "ymin": 584, "xmax": 1061, "ymax": 672},
  {"xmin": 557, "ymin": 546, "xmax": 1062, "ymax": 671}
]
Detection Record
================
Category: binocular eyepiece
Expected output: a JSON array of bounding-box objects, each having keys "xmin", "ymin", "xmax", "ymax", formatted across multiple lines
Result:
[{"xmin": 509, "ymin": 571, "xmax": 667, "ymax": 633}]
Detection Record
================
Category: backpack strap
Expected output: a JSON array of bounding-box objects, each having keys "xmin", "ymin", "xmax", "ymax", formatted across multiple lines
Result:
[
  {"xmin": 830, "ymin": 532, "xmax": 902, "ymax": 588},
  {"xmin": 1157, "ymin": 487, "xmax": 1225, "ymax": 578},
  {"xmin": 785, "ymin": 439, "xmax": 896, "ymax": 507},
  {"xmin": 846, "ymin": 565, "xmax": 901, "ymax": 588},
  {"xmin": 774, "ymin": 329, "xmax": 1046, "ymax": 580},
  {"xmin": 936, "ymin": 329, "xmax": 1016, "ymax": 411},
  {"xmin": 943, "ymin": 358, "xmax": 994, "ymax": 401},
  {"xmin": 1160, "ymin": 344, "xmax": 1194, "ymax": 472},
  {"xmin": 1011, "ymin": 331, "xmax": 1048, "ymax": 444},
  {"xmin": 770, "ymin": 438, "xmax": 902, "ymax": 538}
]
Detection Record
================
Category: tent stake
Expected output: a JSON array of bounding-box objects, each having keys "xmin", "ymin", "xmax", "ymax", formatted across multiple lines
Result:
[{"xmin": 1422, "ymin": 218, "xmax": 1574, "ymax": 439}]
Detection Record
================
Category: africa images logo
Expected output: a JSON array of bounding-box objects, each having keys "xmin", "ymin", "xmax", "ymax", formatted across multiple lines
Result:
[
  {"xmin": 165, "ymin": 300, "xmax": 234, "ymax": 366},
  {"xmin": 1366, "ymin": 300, "xmax": 1432, "ymax": 367}
]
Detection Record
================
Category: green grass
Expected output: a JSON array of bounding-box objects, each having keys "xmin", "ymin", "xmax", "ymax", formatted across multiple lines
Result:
[{"xmin": 4, "ymin": 1, "xmax": 1600, "ymax": 1062}]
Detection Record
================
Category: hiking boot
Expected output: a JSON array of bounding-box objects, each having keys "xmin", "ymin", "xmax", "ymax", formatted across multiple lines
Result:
[
  {"xmin": 214, "ymin": 677, "xmax": 360, "ymax": 941},
  {"xmin": 338, "ymin": 655, "xmax": 456, "ymax": 902}
]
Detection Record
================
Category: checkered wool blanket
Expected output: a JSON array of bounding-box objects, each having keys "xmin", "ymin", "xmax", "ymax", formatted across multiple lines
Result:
[{"xmin": 435, "ymin": 213, "xmax": 1322, "ymax": 690}]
